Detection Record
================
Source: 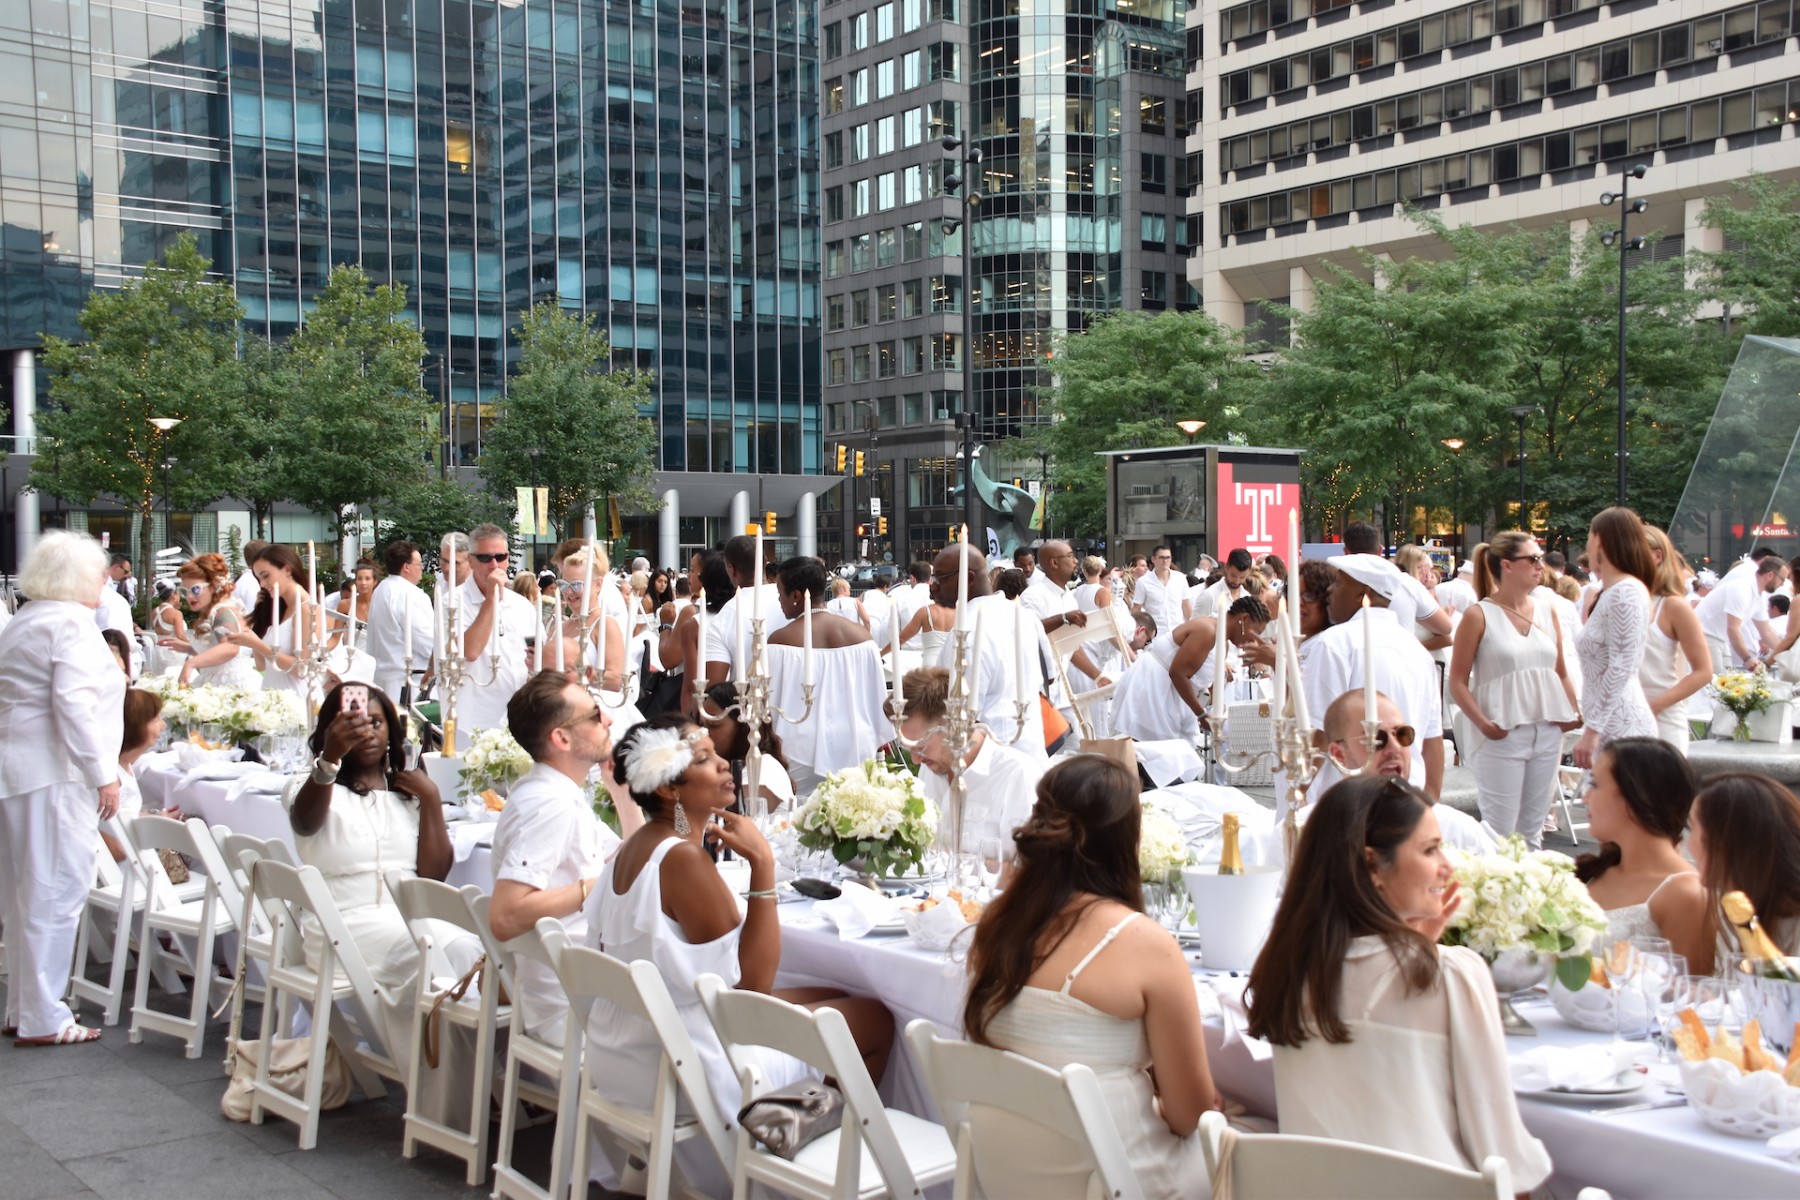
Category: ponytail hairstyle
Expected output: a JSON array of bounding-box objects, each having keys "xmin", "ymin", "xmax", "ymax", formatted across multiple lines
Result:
[
  {"xmin": 964, "ymin": 756, "xmax": 1142, "ymax": 1045},
  {"xmin": 1473, "ymin": 531, "xmax": 1533, "ymax": 600},
  {"xmin": 1644, "ymin": 526, "xmax": 1691, "ymax": 600},
  {"xmin": 1574, "ymin": 738, "xmax": 1696, "ymax": 883}
]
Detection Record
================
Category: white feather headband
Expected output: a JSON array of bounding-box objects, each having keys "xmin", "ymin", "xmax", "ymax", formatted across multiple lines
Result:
[{"xmin": 624, "ymin": 726, "xmax": 703, "ymax": 796}]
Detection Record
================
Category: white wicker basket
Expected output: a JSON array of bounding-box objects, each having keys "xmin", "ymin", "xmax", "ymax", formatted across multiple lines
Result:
[
  {"xmin": 1680, "ymin": 1057, "xmax": 1800, "ymax": 1139},
  {"xmin": 1549, "ymin": 976, "xmax": 1650, "ymax": 1034}
]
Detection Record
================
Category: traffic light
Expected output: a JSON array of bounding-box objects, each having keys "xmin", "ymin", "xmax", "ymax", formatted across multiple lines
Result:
[
  {"xmin": 878, "ymin": 516, "xmax": 888, "ymax": 536},
  {"xmin": 854, "ymin": 450, "xmax": 866, "ymax": 476},
  {"xmin": 856, "ymin": 524, "xmax": 868, "ymax": 537},
  {"xmin": 947, "ymin": 526, "xmax": 958, "ymax": 542},
  {"xmin": 835, "ymin": 444, "xmax": 847, "ymax": 472},
  {"xmin": 765, "ymin": 510, "xmax": 777, "ymax": 535}
]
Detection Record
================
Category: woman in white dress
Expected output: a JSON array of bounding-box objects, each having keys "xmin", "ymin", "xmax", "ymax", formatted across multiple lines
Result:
[
  {"xmin": 1573, "ymin": 508, "xmax": 1659, "ymax": 769},
  {"xmin": 1575, "ymin": 738, "xmax": 1707, "ymax": 969},
  {"xmin": 1109, "ymin": 597, "xmax": 1270, "ymax": 743},
  {"xmin": 586, "ymin": 715, "xmax": 895, "ymax": 1193},
  {"xmin": 1246, "ymin": 775, "xmax": 1552, "ymax": 1191},
  {"xmin": 768, "ymin": 557, "xmax": 888, "ymax": 794},
  {"xmin": 144, "ymin": 581, "xmax": 187, "ymax": 679},
  {"xmin": 1448, "ymin": 533, "xmax": 1580, "ymax": 846},
  {"xmin": 894, "ymin": 589, "xmax": 954, "ymax": 661},
  {"xmin": 240, "ymin": 543, "xmax": 317, "ymax": 696},
  {"xmin": 1639, "ymin": 527, "xmax": 1711, "ymax": 750},
  {"xmin": 963, "ymin": 755, "xmax": 1216, "ymax": 1200},
  {"xmin": 168, "ymin": 553, "xmax": 260, "ymax": 690},
  {"xmin": 558, "ymin": 549, "xmax": 636, "ymax": 721},
  {"xmin": 1689, "ymin": 773, "xmax": 1800, "ymax": 975}
]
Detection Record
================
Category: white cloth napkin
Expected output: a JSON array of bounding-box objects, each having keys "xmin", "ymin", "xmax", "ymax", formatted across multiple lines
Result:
[
  {"xmin": 449, "ymin": 821, "xmax": 491, "ymax": 864},
  {"xmin": 1134, "ymin": 740, "xmax": 1207, "ymax": 788},
  {"xmin": 813, "ymin": 881, "xmax": 902, "ymax": 940},
  {"xmin": 222, "ymin": 770, "xmax": 293, "ymax": 802},
  {"xmin": 187, "ymin": 758, "xmax": 260, "ymax": 782},
  {"xmin": 1198, "ymin": 973, "xmax": 1273, "ymax": 1061},
  {"xmin": 1509, "ymin": 1042, "xmax": 1637, "ymax": 1092},
  {"xmin": 173, "ymin": 742, "xmax": 237, "ymax": 773}
]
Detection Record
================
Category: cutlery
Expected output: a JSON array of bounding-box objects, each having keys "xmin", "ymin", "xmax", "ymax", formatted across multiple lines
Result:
[{"xmin": 1590, "ymin": 1096, "xmax": 1686, "ymax": 1116}]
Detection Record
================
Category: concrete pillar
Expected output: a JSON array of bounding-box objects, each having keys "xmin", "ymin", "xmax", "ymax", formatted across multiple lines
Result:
[
  {"xmin": 729, "ymin": 490, "xmax": 750, "ymax": 537},
  {"xmin": 14, "ymin": 349, "xmax": 39, "ymax": 571},
  {"xmin": 797, "ymin": 491, "xmax": 817, "ymax": 560},
  {"xmin": 657, "ymin": 489, "xmax": 679, "ymax": 571}
]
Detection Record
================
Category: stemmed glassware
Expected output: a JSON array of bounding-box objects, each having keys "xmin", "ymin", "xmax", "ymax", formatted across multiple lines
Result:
[{"xmin": 1639, "ymin": 952, "xmax": 1688, "ymax": 1060}]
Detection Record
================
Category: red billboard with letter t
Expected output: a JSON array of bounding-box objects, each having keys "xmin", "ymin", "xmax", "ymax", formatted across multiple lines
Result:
[{"xmin": 1214, "ymin": 455, "xmax": 1301, "ymax": 559}]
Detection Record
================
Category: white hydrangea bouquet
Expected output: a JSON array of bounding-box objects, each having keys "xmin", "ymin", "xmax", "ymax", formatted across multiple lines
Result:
[
  {"xmin": 794, "ymin": 757, "xmax": 938, "ymax": 878},
  {"xmin": 141, "ymin": 679, "xmax": 241, "ymax": 741},
  {"xmin": 1440, "ymin": 835, "xmax": 1608, "ymax": 992},
  {"xmin": 458, "ymin": 727, "xmax": 533, "ymax": 796},
  {"xmin": 1139, "ymin": 802, "xmax": 1190, "ymax": 884},
  {"xmin": 223, "ymin": 689, "xmax": 307, "ymax": 741}
]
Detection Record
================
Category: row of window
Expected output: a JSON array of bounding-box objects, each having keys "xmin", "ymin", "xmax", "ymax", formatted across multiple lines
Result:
[
  {"xmin": 827, "ymin": 276, "xmax": 963, "ymax": 329},
  {"xmin": 1221, "ymin": 78, "xmax": 1800, "ymax": 239},
  {"xmin": 1219, "ymin": 0, "xmax": 1361, "ymax": 44},
  {"xmin": 822, "ymin": 0, "xmax": 960, "ymax": 58},
  {"xmin": 1221, "ymin": 0, "xmax": 1606, "ymax": 107},
  {"xmin": 824, "ymin": 104, "xmax": 955, "ymax": 170},
  {"xmin": 823, "ymin": 45, "xmax": 958, "ymax": 112},
  {"xmin": 826, "ymin": 219, "xmax": 957, "ymax": 276},
  {"xmin": 825, "ymin": 393, "xmax": 963, "ymax": 434},
  {"xmin": 1222, "ymin": 0, "xmax": 1791, "ymax": 175},
  {"xmin": 827, "ymin": 334, "xmax": 962, "ymax": 382}
]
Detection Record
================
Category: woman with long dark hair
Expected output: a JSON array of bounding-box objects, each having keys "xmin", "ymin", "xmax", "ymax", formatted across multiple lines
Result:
[
  {"xmin": 1574, "ymin": 737, "xmax": 1707, "ymax": 968},
  {"xmin": 963, "ymin": 756, "xmax": 1215, "ymax": 1199},
  {"xmin": 1572, "ymin": 507, "xmax": 1659, "ymax": 769},
  {"xmin": 1246, "ymin": 776, "xmax": 1550, "ymax": 1190},
  {"xmin": 239, "ymin": 543, "xmax": 316, "ymax": 695},
  {"xmin": 1690, "ymin": 773, "xmax": 1800, "ymax": 970},
  {"xmin": 677, "ymin": 552, "xmax": 734, "ymax": 716}
]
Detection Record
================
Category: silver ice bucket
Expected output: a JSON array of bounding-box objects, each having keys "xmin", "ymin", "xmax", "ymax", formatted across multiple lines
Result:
[{"xmin": 1736, "ymin": 960, "xmax": 1800, "ymax": 1055}]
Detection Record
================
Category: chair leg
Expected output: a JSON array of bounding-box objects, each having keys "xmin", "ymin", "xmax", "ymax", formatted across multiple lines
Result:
[
  {"xmin": 466, "ymin": 1003, "xmax": 497, "ymax": 1187},
  {"xmin": 101, "ymin": 902, "xmax": 134, "ymax": 1025},
  {"xmin": 183, "ymin": 922, "xmax": 218, "ymax": 1059},
  {"xmin": 249, "ymin": 971, "xmax": 281, "ymax": 1128},
  {"xmin": 568, "ymin": 1099, "xmax": 592, "ymax": 1200},
  {"xmin": 127, "ymin": 906, "xmax": 158, "ymax": 1045}
]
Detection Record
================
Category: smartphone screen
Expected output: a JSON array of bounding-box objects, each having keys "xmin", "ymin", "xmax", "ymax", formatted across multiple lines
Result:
[{"xmin": 342, "ymin": 684, "xmax": 369, "ymax": 715}]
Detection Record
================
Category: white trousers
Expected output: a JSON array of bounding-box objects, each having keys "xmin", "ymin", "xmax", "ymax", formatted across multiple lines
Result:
[
  {"xmin": 1472, "ymin": 721, "xmax": 1563, "ymax": 849},
  {"xmin": 0, "ymin": 784, "xmax": 100, "ymax": 1036}
]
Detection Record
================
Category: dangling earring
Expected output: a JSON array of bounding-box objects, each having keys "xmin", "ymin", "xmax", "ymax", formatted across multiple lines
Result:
[{"xmin": 672, "ymin": 802, "xmax": 691, "ymax": 836}]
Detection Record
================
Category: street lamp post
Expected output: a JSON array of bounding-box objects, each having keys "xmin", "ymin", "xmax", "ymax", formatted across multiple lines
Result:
[
  {"xmin": 940, "ymin": 133, "xmax": 984, "ymax": 538},
  {"xmin": 1177, "ymin": 418, "xmax": 1207, "ymax": 445},
  {"xmin": 1440, "ymin": 438, "xmax": 1465, "ymax": 553},
  {"xmin": 148, "ymin": 417, "xmax": 182, "ymax": 589},
  {"xmin": 1600, "ymin": 164, "xmax": 1649, "ymax": 507},
  {"xmin": 1505, "ymin": 406, "xmax": 1540, "ymax": 528}
]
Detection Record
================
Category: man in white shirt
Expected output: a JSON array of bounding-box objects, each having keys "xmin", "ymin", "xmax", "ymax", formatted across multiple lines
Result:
[
  {"xmin": 860, "ymin": 573, "xmax": 895, "ymax": 651},
  {"xmin": 107, "ymin": 554, "xmax": 138, "ymax": 606},
  {"xmin": 1314, "ymin": 690, "xmax": 1494, "ymax": 853},
  {"xmin": 233, "ymin": 539, "xmax": 266, "ymax": 614},
  {"xmin": 1190, "ymin": 548, "xmax": 1252, "ymax": 621},
  {"xmin": 890, "ymin": 562, "xmax": 931, "ymax": 650},
  {"xmin": 1021, "ymin": 540, "xmax": 1111, "ymax": 698},
  {"xmin": 1342, "ymin": 522, "xmax": 1452, "ymax": 643},
  {"xmin": 1303, "ymin": 552, "xmax": 1444, "ymax": 798},
  {"xmin": 487, "ymin": 672, "xmax": 629, "ymax": 1046},
  {"xmin": 455, "ymin": 523, "xmax": 538, "ymax": 732},
  {"xmin": 900, "ymin": 666, "xmax": 1045, "ymax": 853},
  {"xmin": 1696, "ymin": 554, "xmax": 1786, "ymax": 670},
  {"xmin": 365, "ymin": 539, "xmax": 437, "ymax": 703},
  {"xmin": 1437, "ymin": 559, "xmax": 1477, "ymax": 615},
  {"xmin": 1132, "ymin": 543, "xmax": 1190, "ymax": 638},
  {"xmin": 94, "ymin": 584, "xmax": 139, "ymax": 675},
  {"xmin": 702, "ymin": 534, "xmax": 791, "ymax": 686},
  {"xmin": 928, "ymin": 545, "xmax": 1046, "ymax": 755}
]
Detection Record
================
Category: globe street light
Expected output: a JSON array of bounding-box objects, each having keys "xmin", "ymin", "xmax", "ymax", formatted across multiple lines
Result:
[
  {"xmin": 1440, "ymin": 438, "xmax": 1465, "ymax": 553},
  {"xmin": 1176, "ymin": 418, "xmax": 1207, "ymax": 445},
  {"xmin": 1600, "ymin": 164, "xmax": 1648, "ymax": 507}
]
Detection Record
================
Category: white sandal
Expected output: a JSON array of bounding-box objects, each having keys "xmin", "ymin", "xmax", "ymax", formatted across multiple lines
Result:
[{"xmin": 14, "ymin": 1022, "xmax": 102, "ymax": 1047}]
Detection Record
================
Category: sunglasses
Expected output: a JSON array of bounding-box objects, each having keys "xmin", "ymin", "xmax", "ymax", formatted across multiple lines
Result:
[
  {"xmin": 183, "ymin": 583, "xmax": 208, "ymax": 596},
  {"xmin": 557, "ymin": 705, "xmax": 606, "ymax": 731},
  {"xmin": 1507, "ymin": 554, "xmax": 1545, "ymax": 565},
  {"xmin": 471, "ymin": 552, "xmax": 510, "ymax": 564},
  {"xmin": 1334, "ymin": 724, "xmax": 1416, "ymax": 749}
]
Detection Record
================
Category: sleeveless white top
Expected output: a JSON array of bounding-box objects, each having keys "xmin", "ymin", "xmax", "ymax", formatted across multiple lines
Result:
[
  {"xmin": 1639, "ymin": 597, "xmax": 1691, "ymax": 747},
  {"xmin": 982, "ymin": 914, "xmax": 1207, "ymax": 1200},
  {"xmin": 1604, "ymin": 871, "xmax": 1697, "ymax": 946},
  {"xmin": 1470, "ymin": 599, "xmax": 1576, "ymax": 730},
  {"xmin": 917, "ymin": 604, "xmax": 951, "ymax": 659}
]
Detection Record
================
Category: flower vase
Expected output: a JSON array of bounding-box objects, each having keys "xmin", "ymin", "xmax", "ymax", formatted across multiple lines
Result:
[{"xmin": 1486, "ymin": 949, "xmax": 1553, "ymax": 1036}]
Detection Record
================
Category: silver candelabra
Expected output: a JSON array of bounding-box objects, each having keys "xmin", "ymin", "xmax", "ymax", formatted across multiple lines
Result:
[{"xmin": 694, "ymin": 615, "xmax": 814, "ymax": 827}]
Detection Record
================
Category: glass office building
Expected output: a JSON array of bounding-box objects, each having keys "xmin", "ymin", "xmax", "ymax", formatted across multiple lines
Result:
[{"xmin": 0, "ymin": 0, "xmax": 826, "ymax": 571}]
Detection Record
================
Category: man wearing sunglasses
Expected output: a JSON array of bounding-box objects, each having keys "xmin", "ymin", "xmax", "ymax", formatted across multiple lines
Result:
[
  {"xmin": 456, "ymin": 523, "xmax": 538, "ymax": 732},
  {"xmin": 1314, "ymin": 690, "xmax": 1495, "ymax": 853}
]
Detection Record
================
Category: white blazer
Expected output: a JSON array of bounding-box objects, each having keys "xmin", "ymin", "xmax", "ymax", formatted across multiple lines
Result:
[{"xmin": 0, "ymin": 600, "xmax": 127, "ymax": 795}]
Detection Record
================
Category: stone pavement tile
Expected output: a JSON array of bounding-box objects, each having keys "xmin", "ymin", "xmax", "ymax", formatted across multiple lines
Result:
[
  {"xmin": 0, "ymin": 1114, "xmax": 87, "ymax": 1200},
  {"xmin": 0, "ymin": 1036, "xmax": 124, "ymax": 1089},
  {"xmin": 0, "ymin": 1057, "xmax": 218, "ymax": 1160},
  {"xmin": 276, "ymin": 1104, "xmax": 487, "ymax": 1198},
  {"xmin": 62, "ymin": 1131, "xmax": 338, "ymax": 1200}
]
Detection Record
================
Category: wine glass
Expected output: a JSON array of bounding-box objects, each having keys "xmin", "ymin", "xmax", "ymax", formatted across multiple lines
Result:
[
  {"xmin": 1640, "ymin": 952, "xmax": 1688, "ymax": 1061},
  {"xmin": 977, "ymin": 836, "xmax": 1005, "ymax": 901},
  {"xmin": 1603, "ymin": 942, "xmax": 1648, "ymax": 1037}
]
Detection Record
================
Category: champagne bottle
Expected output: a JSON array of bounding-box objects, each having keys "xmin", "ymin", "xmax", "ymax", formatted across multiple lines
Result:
[
  {"xmin": 1217, "ymin": 813, "xmax": 1244, "ymax": 876},
  {"xmin": 1721, "ymin": 891, "xmax": 1800, "ymax": 982}
]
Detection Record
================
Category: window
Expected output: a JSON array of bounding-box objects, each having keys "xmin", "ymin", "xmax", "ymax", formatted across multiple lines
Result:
[
  {"xmin": 853, "ymin": 69, "xmax": 869, "ymax": 106},
  {"xmin": 931, "ymin": 274, "xmax": 961, "ymax": 312},
  {"xmin": 929, "ymin": 0, "xmax": 957, "ymax": 21},
  {"xmin": 931, "ymin": 333, "xmax": 961, "ymax": 371},
  {"xmin": 904, "ymin": 336, "xmax": 925, "ymax": 374},
  {"xmin": 1140, "ymin": 95, "xmax": 1167, "ymax": 132},
  {"xmin": 853, "ymin": 12, "xmax": 869, "ymax": 48},
  {"xmin": 851, "ymin": 123, "xmax": 870, "ymax": 162},
  {"xmin": 826, "ymin": 186, "xmax": 845, "ymax": 222},
  {"xmin": 877, "ymin": 340, "xmax": 897, "ymax": 377},
  {"xmin": 853, "ymin": 290, "xmax": 872, "ymax": 326},
  {"xmin": 827, "ymin": 294, "xmax": 847, "ymax": 330},
  {"xmin": 877, "ymin": 284, "xmax": 898, "ymax": 321},
  {"xmin": 904, "ymin": 107, "xmax": 924, "ymax": 147},
  {"xmin": 903, "ymin": 221, "xmax": 925, "ymax": 261},
  {"xmin": 928, "ymin": 42, "xmax": 959, "ymax": 81},
  {"xmin": 825, "ymin": 78, "xmax": 844, "ymax": 114},
  {"xmin": 1141, "ymin": 153, "xmax": 1167, "ymax": 193},
  {"xmin": 852, "ymin": 178, "xmax": 871, "ymax": 216},
  {"xmin": 904, "ymin": 165, "xmax": 924, "ymax": 203},
  {"xmin": 824, "ymin": 131, "xmax": 844, "ymax": 169},
  {"xmin": 877, "ymin": 172, "xmax": 897, "ymax": 210},
  {"xmin": 904, "ymin": 393, "xmax": 926, "ymax": 423},
  {"xmin": 824, "ymin": 21, "xmax": 842, "ymax": 58},
  {"xmin": 1141, "ymin": 271, "xmax": 1168, "ymax": 308},
  {"xmin": 876, "ymin": 3, "xmax": 895, "ymax": 41},
  {"xmin": 1140, "ymin": 213, "xmax": 1167, "ymax": 249},
  {"xmin": 877, "ymin": 116, "xmax": 896, "ymax": 155},
  {"xmin": 827, "ymin": 240, "xmax": 846, "ymax": 276},
  {"xmin": 877, "ymin": 227, "xmax": 898, "ymax": 265},
  {"xmin": 902, "ymin": 278, "xmax": 924, "ymax": 317},
  {"xmin": 904, "ymin": 0, "xmax": 922, "ymax": 31},
  {"xmin": 852, "ymin": 233, "xmax": 873, "ymax": 271},
  {"xmin": 904, "ymin": 50, "xmax": 923, "ymax": 90},
  {"xmin": 828, "ymin": 350, "xmax": 847, "ymax": 385},
  {"xmin": 853, "ymin": 345, "xmax": 872, "ymax": 382},
  {"xmin": 877, "ymin": 59, "xmax": 895, "ymax": 99}
]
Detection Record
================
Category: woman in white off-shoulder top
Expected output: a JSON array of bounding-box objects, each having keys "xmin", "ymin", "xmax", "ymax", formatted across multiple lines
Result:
[
  {"xmin": 1448, "ymin": 532, "xmax": 1580, "ymax": 847},
  {"xmin": 1573, "ymin": 508, "xmax": 1660, "ymax": 769},
  {"xmin": 1247, "ymin": 775, "xmax": 1552, "ymax": 1192}
]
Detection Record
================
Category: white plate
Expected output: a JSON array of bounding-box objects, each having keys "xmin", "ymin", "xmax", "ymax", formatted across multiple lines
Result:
[
  {"xmin": 1514, "ymin": 1075, "xmax": 1649, "ymax": 1103},
  {"xmin": 865, "ymin": 916, "xmax": 909, "ymax": 934}
]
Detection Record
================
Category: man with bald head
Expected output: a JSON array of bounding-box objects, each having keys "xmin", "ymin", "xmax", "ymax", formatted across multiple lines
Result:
[
  {"xmin": 1315, "ymin": 690, "xmax": 1495, "ymax": 852},
  {"xmin": 1021, "ymin": 541, "xmax": 1110, "ymax": 680},
  {"xmin": 929, "ymin": 545, "xmax": 1047, "ymax": 755}
]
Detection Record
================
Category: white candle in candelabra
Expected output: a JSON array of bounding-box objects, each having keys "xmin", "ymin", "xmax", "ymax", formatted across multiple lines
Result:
[
  {"xmin": 596, "ymin": 609, "xmax": 610, "ymax": 692},
  {"xmin": 271, "ymin": 577, "xmax": 281, "ymax": 670},
  {"xmin": 1288, "ymin": 603, "xmax": 1312, "ymax": 730},
  {"xmin": 307, "ymin": 540, "xmax": 317, "ymax": 616},
  {"xmin": 446, "ymin": 543, "xmax": 460, "ymax": 660},
  {"xmin": 695, "ymin": 597, "xmax": 708, "ymax": 681},
  {"xmin": 533, "ymin": 604, "xmax": 545, "ymax": 673},
  {"xmin": 891, "ymin": 629, "xmax": 904, "ymax": 716},
  {"xmin": 802, "ymin": 599, "xmax": 814, "ymax": 688},
  {"xmin": 1287, "ymin": 507, "xmax": 1300, "ymax": 591},
  {"xmin": 970, "ymin": 609, "xmax": 985, "ymax": 706},
  {"xmin": 956, "ymin": 529, "xmax": 969, "ymax": 627},
  {"xmin": 402, "ymin": 591, "xmax": 412, "ymax": 677},
  {"xmin": 314, "ymin": 583, "xmax": 326, "ymax": 649},
  {"xmin": 1210, "ymin": 605, "xmax": 1228, "ymax": 727},
  {"xmin": 554, "ymin": 595, "xmax": 566, "ymax": 673},
  {"xmin": 1012, "ymin": 601, "xmax": 1028, "ymax": 709},
  {"xmin": 1272, "ymin": 596, "xmax": 1287, "ymax": 717},
  {"xmin": 753, "ymin": 530, "xmax": 764, "ymax": 624},
  {"xmin": 1361, "ymin": 594, "xmax": 1375, "ymax": 724}
]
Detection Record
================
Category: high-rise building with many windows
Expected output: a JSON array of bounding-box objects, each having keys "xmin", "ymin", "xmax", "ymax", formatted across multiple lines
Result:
[
  {"xmin": 818, "ymin": 0, "xmax": 1194, "ymax": 564},
  {"xmin": 0, "ymin": 0, "xmax": 825, "ymax": 572},
  {"xmin": 1188, "ymin": 0, "xmax": 1800, "ymax": 341}
]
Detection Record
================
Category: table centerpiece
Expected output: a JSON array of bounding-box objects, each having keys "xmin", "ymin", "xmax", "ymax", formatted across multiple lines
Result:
[{"xmin": 794, "ymin": 756, "xmax": 937, "ymax": 879}]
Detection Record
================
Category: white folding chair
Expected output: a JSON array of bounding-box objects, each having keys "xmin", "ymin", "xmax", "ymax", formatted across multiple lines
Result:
[
  {"xmin": 905, "ymin": 1020, "xmax": 1144, "ymax": 1200},
  {"xmin": 1198, "ymin": 1110, "xmax": 1512, "ymax": 1199},
  {"xmin": 557, "ymin": 939, "xmax": 735, "ymax": 1200},
  {"xmin": 126, "ymin": 814, "xmax": 240, "ymax": 1057},
  {"xmin": 696, "ymin": 974, "xmax": 956, "ymax": 1200},
  {"xmin": 69, "ymin": 815, "xmax": 179, "ymax": 1026},
  {"xmin": 469, "ymin": 895, "xmax": 582, "ymax": 1200},
  {"xmin": 244, "ymin": 858, "xmax": 403, "ymax": 1148},
  {"xmin": 1552, "ymin": 764, "xmax": 1590, "ymax": 840},
  {"xmin": 389, "ymin": 877, "xmax": 505, "ymax": 1187},
  {"xmin": 218, "ymin": 830, "xmax": 300, "ymax": 1029}
]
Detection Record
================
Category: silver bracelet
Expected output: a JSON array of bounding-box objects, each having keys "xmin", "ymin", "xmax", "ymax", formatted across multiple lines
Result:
[
  {"xmin": 310, "ymin": 754, "xmax": 341, "ymax": 785},
  {"xmin": 743, "ymin": 888, "xmax": 779, "ymax": 900}
]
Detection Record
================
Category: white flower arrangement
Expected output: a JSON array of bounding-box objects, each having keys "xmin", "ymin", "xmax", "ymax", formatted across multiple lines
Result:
[
  {"xmin": 1441, "ymin": 835, "xmax": 1608, "ymax": 991},
  {"xmin": 794, "ymin": 757, "xmax": 938, "ymax": 878},
  {"xmin": 1709, "ymin": 668, "xmax": 1778, "ymax": 740},
  {"xmin": 140, "ymin": 679, "xmax": 305, "ymax": 742},
  {"xmin": 1139, "ymin": 802, "xmax": 1191, "ymax": 884},
  {"xmin": 458, "ymin": 727, "xmax": 534, "ymax": 795}
]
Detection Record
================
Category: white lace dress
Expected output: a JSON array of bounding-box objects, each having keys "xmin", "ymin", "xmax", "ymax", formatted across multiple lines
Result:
[
  {"xmin": 981, "ymin": 914, "xmax": 1208, "ymax": 1200},
  {"xmin": 1109, "ymin": 631, "xmax": 1215, "ymax": 743},
  {"xmin": 187, "ymin": 605, "xmax": 261, "ymax": 690},
  {"xmin": 1574, "ymin": 578, "xmax": 1657, "ymax": 746}
]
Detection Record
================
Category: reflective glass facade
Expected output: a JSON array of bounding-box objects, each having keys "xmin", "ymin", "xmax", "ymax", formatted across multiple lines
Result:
[{"xmin": 1, "ymin": 0, "xmax": 821, "ymax": 478}]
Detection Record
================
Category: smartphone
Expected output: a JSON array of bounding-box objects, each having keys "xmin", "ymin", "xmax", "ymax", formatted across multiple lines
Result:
[
  {"xmin": 341, "ymin": 684, "xmax": 369, "ymax": 716},
  {"xmin": 402, "ymin": 741, "xmax": 422, "ymax": 771}
]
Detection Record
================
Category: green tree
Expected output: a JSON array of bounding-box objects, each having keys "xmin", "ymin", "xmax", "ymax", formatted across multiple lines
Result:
[
  {"xmin": 375, "ymin": 477, "xmax": 514, "ymax": 571},
  {"xmin": 32, "ymin": 233, "xmax": 245, "ymax": 584},
  {"xmin": 479, "ymin": 300, "xmax": 656, "ymax": 539},
  {"xmin": 280, "ymin": 264, "xmax": 434, "ymax": 544},
  {"xmin": 225, "ymin": 333, "xmax": 296, "ymax": 538},
  {"xmin": 1033, "ymin": 310, "xmax": 1265, "ymax": 538},
  {"xmin": 1698, "ymin": 174, "xmax": 1800, "ymax": 341}
]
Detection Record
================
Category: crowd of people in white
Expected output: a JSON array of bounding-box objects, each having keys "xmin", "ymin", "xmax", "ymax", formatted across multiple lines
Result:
[{"xmin": 1, "ymin": 503, "xmax": 1797, "ymax": 1199}]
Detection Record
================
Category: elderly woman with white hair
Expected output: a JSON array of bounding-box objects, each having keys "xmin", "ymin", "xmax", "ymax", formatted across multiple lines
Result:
[{"xmin": 0, "ymin": 531, "xmax": 127, "ymax": 1045}]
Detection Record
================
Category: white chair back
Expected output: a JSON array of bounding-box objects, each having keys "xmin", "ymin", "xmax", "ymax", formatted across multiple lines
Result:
[
  {"xmin": 1198, "ymin": 1111, "xmax": 1512, "ymax": 1200},
  {"xmin": 126, "ymin": 814, "xmax": 238, "ymax": 1057},
  {"xmin": 905, "ymin": 1020, "xmax": 1144, "ymax": 1200}
]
